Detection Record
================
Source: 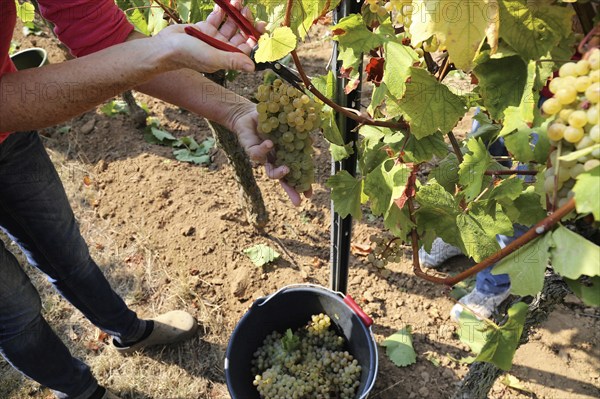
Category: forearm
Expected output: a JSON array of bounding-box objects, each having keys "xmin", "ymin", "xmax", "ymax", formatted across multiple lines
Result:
[
  {"xmin": 0, "ymin": 38, "xmax": 168, "ymax": 132},
  {"xmin": 135, "ymin": 68, "xmax": 254, "ymax": 131}
]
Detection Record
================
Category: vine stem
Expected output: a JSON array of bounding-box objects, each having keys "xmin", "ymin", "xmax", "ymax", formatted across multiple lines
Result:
[
  {"xmin": 413, "ymin": 198, "xmax": 576, "ymax": 286},
  {"xmin": 290, "ymin": 51, "xmax": 410, "ymax": 130},
  {"xmin": 447, "ymin": 132, "xmax": 464, "ymax": 163},
  {"xmin": 153, "ymin": 0, "xmax": 182, "ymax": 24},
  {"xmin": 283, "ymin": 0, "xmax": 294, "ymax": 27}
]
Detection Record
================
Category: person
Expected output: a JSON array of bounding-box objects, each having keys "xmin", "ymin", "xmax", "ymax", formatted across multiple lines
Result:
[{"xmin": 0, "ymin": 1, "xmax": 306, "ymax": 398}]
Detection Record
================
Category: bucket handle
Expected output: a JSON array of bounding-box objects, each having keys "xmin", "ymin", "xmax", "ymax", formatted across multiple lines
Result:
[
  {"xmin": 257, "ymin": 283, "xmax": 373, "ymax": 328},
  {"xmin": 343, "ymin": 295, "xmax": 373, "ymax": 328}
]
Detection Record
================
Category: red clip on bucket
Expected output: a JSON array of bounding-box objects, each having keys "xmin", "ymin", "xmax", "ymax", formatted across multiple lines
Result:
[{"xmin": 224, "ymin": 284, "xmax": 378, "ymax": 399}]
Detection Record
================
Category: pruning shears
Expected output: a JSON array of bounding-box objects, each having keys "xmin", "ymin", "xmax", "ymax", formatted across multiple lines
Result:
[{"xmin": 184, "ymin": 0, "xmax": 304, "ymax": 92}]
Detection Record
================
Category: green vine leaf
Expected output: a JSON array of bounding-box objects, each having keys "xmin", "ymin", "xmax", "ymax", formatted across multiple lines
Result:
[
  {"xmin": 398, "ymin": 132, "xmax": 449, "ymax": 163},
  {"xmin": 430, "ymin": 154, "xmax": 460, "ymax": 193},
  {"xmin": 383, "ymin": 41, "xmax": 418, "ymax": 100},
  {"xmin": 457, "ymin": 203, "xmax": 513, "ymax": 262},
  {"xmin": 500, "ymin": 186, "xmax": 547, "ymax": 227},
  {"xmin": 472, "ymin": 54, "xmax": 528, "ymax": 120},
  {"xmin": 572, "ymin": 166, "xmax": 600, "ymax": 220},
  {"xmin": 475, "ymin": 302, "xmax": 528, "ymax": 371},
  {"xmin": 492, "ymin": 233, "xmax": 553, "ymax": 296},
  {"xmin": 398, "ymin": 68, "xmax": 467, "ymax": 140},
  {"xmin": 243, "ymin": 244, "xmax": 280, "ymax": 267},
  {"xmin": 458, "ymin": 138, "xmax": 492, "ymax": 201},
  {"xmin": 551, "ymin": 226, "xmax": 600, "ymax": 280},
  {"xmin": 326, "ymin": 171, "xmax": 363, "ymax": 219},
  {"xmin": 364, "ymin": 161, "xmax": 410, "ymax": 217},
  {"xmin": 415, "ymin": 181, "xmax": 464, "ymax": 252},
  {"xmin": 382, "ymin": 326, "xmax": 417, "ymax": 367},
  {"xmin": 255, "ymin": 27, "xmax": 297, "ymax": 63},
  {"xmin": 564, "ymin": 276, "xmax": 600, "ymax": 307}
]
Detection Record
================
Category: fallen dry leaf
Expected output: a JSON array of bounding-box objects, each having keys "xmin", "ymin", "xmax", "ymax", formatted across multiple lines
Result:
[{"xmin": 351, "ymin": 242, "xmax": 372, "ymax": 256}]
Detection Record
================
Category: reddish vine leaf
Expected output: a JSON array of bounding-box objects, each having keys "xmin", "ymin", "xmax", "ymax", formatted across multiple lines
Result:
[
  {"xmin": 365, "ymin": 57, "xmax": 385, "ymax": 86},
  {"xmin": 339, "ymin": 66, "xmax": 354, "ymax": 79},
  {"xmin": 345, "ymin": 79, "xmax": 360, "ymax": 94},
  {"xmin": 394, "ymin": 163, "xmax": 417, "ymax": 209}
]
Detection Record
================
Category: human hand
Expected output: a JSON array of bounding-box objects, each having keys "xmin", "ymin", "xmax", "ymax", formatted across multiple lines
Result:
[
  {"xmin": 230, "ymin": 104, "xmax": 313, "ymax": 206},
  {"xmin": 155, "ymin": 0, "xmax": 265, "ymax": 73}
]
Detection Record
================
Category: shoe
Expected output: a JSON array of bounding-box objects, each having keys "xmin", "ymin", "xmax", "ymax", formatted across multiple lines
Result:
[
  {"xmin": 100, "ymin": 389, "xmax": 122, "ymax": 399},
  {"xmin": 418, "ymin": 238, "xmax": 463, "ymax": 268},
  {"xmin": 113, "ymin": 310, "xmax": 198, "ymax": 354},
  {"xmin": 450, "ymin": 288, "xmax": 511, "ymax": 322}
]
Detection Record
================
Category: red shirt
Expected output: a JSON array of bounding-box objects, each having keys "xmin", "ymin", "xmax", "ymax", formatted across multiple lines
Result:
[{"xmin": 0, "ymin": 0, "xmax": 134, "ymax": 143}]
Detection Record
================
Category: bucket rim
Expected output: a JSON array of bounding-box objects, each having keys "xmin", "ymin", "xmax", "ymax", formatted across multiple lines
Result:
[{"xmin": 10, "ymin": 47, "xmax": 48, "ymax": 62}]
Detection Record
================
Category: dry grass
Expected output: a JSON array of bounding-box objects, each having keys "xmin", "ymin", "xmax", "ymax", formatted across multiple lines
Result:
[{"xmin": 0, "ymin": 137, "xmax": 230, "ymax": 399}]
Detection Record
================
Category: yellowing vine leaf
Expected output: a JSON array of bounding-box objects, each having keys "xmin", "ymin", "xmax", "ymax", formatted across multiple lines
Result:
[
  {"xmin": 15, "ymin": 0, "xmax": 35, "ymax": 23},
  {"xmin": 408, "ymin": 0, "xmax": 498, "ymax": 70},
  {"xmin": 254, "ymin": 27, "xmax": 297, "ymax": 63}
]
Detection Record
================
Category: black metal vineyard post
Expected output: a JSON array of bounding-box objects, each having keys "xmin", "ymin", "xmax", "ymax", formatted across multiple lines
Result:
[{"xmin": 330, "ymin": 0, "xmax": 364, "ymax": 294}]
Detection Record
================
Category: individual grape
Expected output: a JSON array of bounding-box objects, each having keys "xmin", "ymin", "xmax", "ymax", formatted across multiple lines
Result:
[
  {"xmin": 547, "ymin": 122, "xmax": 566, "ymax": 141},
  {"xmin": 558, "ymin": 108, "xmax": 573, "ymax": 122},
  {"xmin": 575, "ymin": 76, "xmax": 592, "ymax": 92},
  {"xmin": 549, "ymin": 77, "xmax": 563, "ymax": 94},
  {"xmin": 542, "ymin": 98, "xmax": 562, "ymax": 115},
  {"xmin": 569, "ymin": 163, "xmax": 585, "ymax": 179},
  {"xmin": 564, "ymin": 126, "xmax": 585, "ymax": 143},
  {"xmin": 568, "ymin": 110, "xmax": 588, "ymax": 128},
  {"xmin": 575, "ymin": 59, "xmax": 590, "ymax": 76},
  {"xmin": 555, "ymin": 87, "xmax": 577, "ymax": 104},
  {"xmin": 585, "ymin": 82, "xmax": 600, "ymax": 104},
  {"xmin": 575, "ymin": 136, "xmax": 595, "ymax": 151},
  {"xmin": 588, "ymin": 48, "xmax": 600, "ymax": 70},
  {"xmin": 590, "ymin": 124, "xmax": 600, "ymax": 143},
  {"xmin": 584, "ymin": 159, "xmax": 600, "ymax": 171},
  {"xmin": 588, "ymin": 106, "xmax": 599, "ymax": 125},
  {"xmin": 559, "ymin": 62, "xmax": 578, "ymax": 77},
  {"xmin": 257, "ymin": 102, "xmax": 268, "ymax": 114}
]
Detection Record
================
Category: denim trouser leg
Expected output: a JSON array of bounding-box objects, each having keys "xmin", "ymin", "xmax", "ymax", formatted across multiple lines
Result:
[
  {"xmin": 0, "ymin": 132, "xmax": 145, "ymax": 398},
  {"xmin": 475, "ymin": 225, "xmax": 530, "ymax": 295}
]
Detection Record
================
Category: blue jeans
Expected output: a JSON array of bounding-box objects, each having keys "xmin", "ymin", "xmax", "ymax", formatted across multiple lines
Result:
[
  {"xmin": 475, "ymin": 225, "xmax": 529, "ymax": 295},
  {"xmin": 0, "ymin": 132, "xmax": 145, "ymax": 399}
]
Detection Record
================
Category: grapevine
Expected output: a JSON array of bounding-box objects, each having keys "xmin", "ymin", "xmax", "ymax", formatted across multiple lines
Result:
[
  {"xmin": 111, "ymin": 0, "xmax": 600, "ymax": 391},
  {"xmin": 251, "ymin": 313, "xmax": 361, "ymax": 399}
]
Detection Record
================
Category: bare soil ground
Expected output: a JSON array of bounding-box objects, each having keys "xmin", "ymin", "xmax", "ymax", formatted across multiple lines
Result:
[{"xmin": 1, "ymin": 22, "xmax": 599, "ymax": 399}]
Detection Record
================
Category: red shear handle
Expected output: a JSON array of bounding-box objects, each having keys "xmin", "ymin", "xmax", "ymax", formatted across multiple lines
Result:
[
  {"xmin": 344, "ymin": 295, "xmax": 373, "ymax": 328},
  {"xmin": 184, "ymin": 26, "xmax": 243, "ymax": 54},
  {"xmin": 214, "ymin": 0, "xmax": 261, "ymax": 41}
]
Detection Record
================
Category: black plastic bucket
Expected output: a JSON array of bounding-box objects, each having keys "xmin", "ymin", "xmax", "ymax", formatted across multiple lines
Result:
[
  {"xmin": 225, "ymin": 284, "xmax": 378, "ymax": 399},
  {"xmin": 10, "ymin": 48, "xmax": 48, "ymax": 70}
]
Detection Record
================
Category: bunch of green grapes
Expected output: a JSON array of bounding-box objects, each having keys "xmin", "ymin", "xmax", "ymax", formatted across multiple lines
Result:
[
  {"xmin": 366, "ymin": 234, "xmax": 403, "ymax": 269},
  {"xmin": 251, "ymin": 313, "xmax": 362, "ymax": 399},
  {"xmin": 255, "ymin": 79, "xmax": 321, "ymax": 193},
  {"xmin": 541, "ymin": 49, "xmax": 600, "ymax": 208}
]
